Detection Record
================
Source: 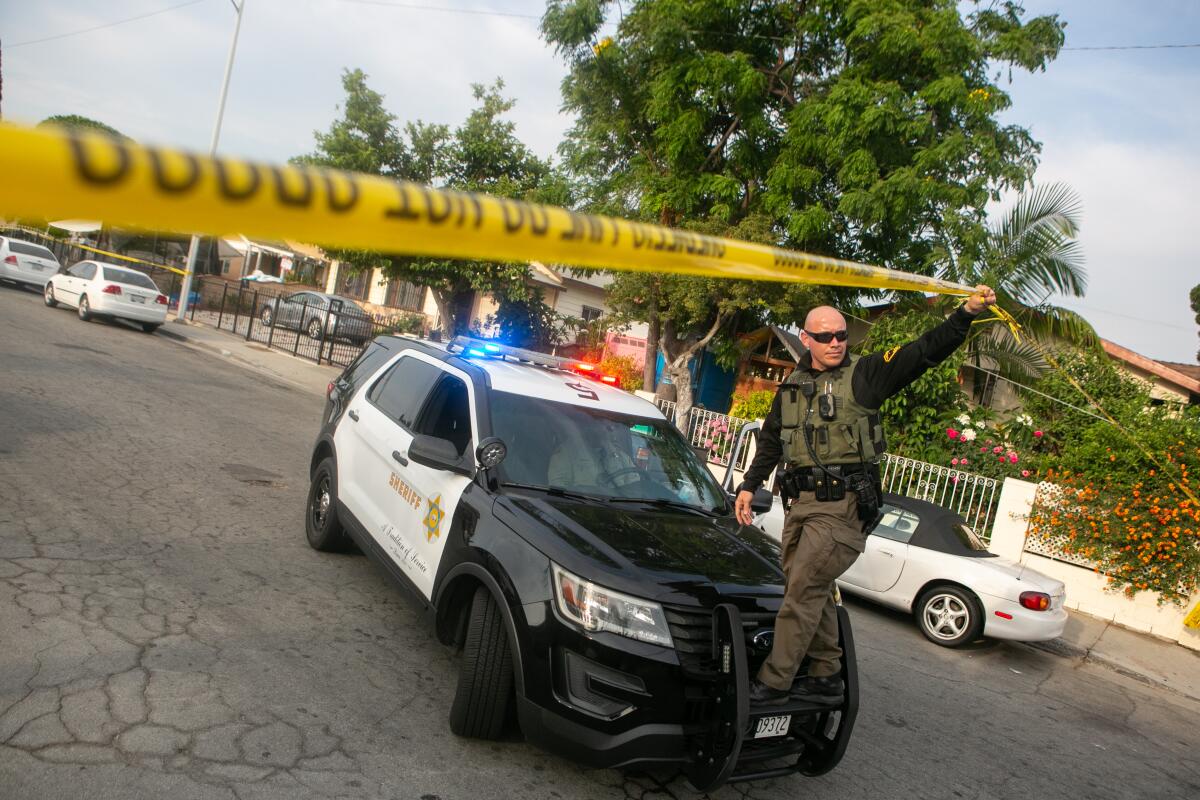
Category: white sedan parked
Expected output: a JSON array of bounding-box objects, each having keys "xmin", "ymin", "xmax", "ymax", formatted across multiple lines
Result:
[
  {"xmin": 0, "ymin": 236, "xmax": 61, "ymax": 290},
  {"xmin": 44, "ymin": 260, "xmax": 169, "ymax": 333},
  {"xmin": 754, "ymin": 491, "xmax": 1067, "ymax": 647}
]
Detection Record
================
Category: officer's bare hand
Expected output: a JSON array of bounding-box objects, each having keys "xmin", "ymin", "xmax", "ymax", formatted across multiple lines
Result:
[
  {"xmin": 965, "ymin": 284, "xmax": 997, "ymax": 314},
  {"xmin": 735, "ymin": 490, "xmax": 755, "ymax": 526}
]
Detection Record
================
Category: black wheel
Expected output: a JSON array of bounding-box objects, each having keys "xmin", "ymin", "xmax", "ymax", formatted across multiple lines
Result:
[
  {"xmin": 449, "ymin": 586, "xmax": 514, "ymax": 739},
  {"xmin": 44, "ymin": 283, "xmax": 57, "ymax": 307},
  {"xmin": 260, "ymin": 305, "xmax": 274, "ymax": 325},
  {"xmin": 78, "ymin": 295, "xmax": 93, "ymax": 321},
  {"xmin": 915, "ymin": 585, "xmax": 983, "ymax": 647},
  {"xmin": 306, "ymin": 317, "xmax": 323, "ymax": 339},
  {"xmin": 305, "ymin": 458, "xmax": 349, "ymax": 552},
  {"xmin": 141, "ymin": 323, "xmax": 160, "ymax": 334}
]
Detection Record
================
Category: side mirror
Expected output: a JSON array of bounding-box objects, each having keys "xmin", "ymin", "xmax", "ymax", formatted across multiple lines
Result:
[
  {"xmin": 750, "ymin": 488, "xmax": 773, "ymax": 514},
  {"xmin": 408, "ymin": 434, "xmax": 474, "ymax": 477}
]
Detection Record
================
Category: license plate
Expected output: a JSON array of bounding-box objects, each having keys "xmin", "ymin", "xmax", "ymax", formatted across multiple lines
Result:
[
  {"xmin": 753, "ymin": 714, "xmax": 791, "ymax": 739},
  {"xmin": 130, "ymin": 294, "xmax": 145, "ymax": 303}
]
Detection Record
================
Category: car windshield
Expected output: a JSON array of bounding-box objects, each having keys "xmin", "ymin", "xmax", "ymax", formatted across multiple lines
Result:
[
  {"xmin": 102, "ymin": 267, "xmax": 158, "ymax": 290},
  {"xmin": 951, "ymin": 521, "xmax": 989, "ymax": 551},
  {"xmin": 489, "ymin": 392, "xmax": 728, "ymax": 513}
]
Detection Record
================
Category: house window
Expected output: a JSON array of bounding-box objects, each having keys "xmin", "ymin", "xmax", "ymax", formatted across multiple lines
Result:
[
  {"xmin": 339, "ymin": 269, "xmax": 370, "ymax": 300},
  {"xmin": 385, "ymin": 278, "xmax": 424, "ymax": 311},
  {"xmin": 581, "ymin": 305, "xmax": 603, "ymax": 323}
]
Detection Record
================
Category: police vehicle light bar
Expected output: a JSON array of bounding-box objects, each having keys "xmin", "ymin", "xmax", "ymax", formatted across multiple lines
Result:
[{"xmin": 448, "ymin": 336, "xmax": 622, "ymax": 387}]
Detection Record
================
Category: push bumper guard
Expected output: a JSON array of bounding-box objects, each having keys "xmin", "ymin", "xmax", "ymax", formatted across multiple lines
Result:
[{"xmin": 684, "ymin": 603, "xmax": 859, "ymax": 791}]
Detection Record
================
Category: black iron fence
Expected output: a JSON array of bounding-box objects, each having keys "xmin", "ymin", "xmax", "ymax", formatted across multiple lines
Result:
[{"xmin": 191, "ymin": 277, "xmax": 427, "ymax": 369}]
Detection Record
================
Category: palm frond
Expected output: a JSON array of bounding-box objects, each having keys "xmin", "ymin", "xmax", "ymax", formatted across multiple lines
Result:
[
  {"xmin": 968, "ymin": 328, "xmax": 1050, "ymax": 383},
  {"xmin": 1013, "ymin": 304, "xmax": 1100, "ymax": 350},
  {"xmin": 988, "ymin": 183, "xmax": 1088, "ymax": 302}
]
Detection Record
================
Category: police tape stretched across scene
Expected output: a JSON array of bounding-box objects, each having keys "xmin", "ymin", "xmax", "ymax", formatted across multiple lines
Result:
[{"xmin": 0, "ymin": 123, "xmax": 978, "ymax": 296}]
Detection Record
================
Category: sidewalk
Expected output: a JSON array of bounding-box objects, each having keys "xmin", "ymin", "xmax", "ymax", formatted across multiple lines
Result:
[
  {"xmin": 159, "ymin": 316, "xmax": 1200, "ymax": 703},
  {"xmin": 159, "ymin": 317, "xmax": 338, "ymax": 398},
  {"xmin": 1032, "ymin": 610, "xmax": 1200, "ymax": 703}
]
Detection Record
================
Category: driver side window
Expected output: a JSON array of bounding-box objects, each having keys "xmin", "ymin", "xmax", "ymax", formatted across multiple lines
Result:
[
  {"xmin": 415, "ymin": 373, "xmax": 472, "ymax": 456},
  {"xmin": 872, "ymin": 506, "xmax": 919, "ymax": 543}
]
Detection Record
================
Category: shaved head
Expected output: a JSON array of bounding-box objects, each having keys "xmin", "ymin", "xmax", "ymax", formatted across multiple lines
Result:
[
  {"xmin": 804, "ymin": 306, "xmax": 846, "ymax": 331},
  {"xmin": 800, "ymin": 306, "xmax": 849, "ymax": 371}
]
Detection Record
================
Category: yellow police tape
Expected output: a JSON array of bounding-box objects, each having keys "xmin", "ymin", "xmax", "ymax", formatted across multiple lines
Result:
[
  {"xmin": 72, "ymin": 242, "xmax": 188, "ymax": 276},
  {"xmin": 0, "ymin": 123, "xmax": 977, "ymax": 296}
]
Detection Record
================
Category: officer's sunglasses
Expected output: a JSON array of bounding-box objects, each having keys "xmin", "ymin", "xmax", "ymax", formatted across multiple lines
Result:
[{"xmin": 804, "ymin": 329, "xmax": 849, "ymax": 344}]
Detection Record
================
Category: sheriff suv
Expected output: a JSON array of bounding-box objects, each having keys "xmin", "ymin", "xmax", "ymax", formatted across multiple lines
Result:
[{"xmin": 305, "ymin": 335, "xmax": 858, "ymax": 789}]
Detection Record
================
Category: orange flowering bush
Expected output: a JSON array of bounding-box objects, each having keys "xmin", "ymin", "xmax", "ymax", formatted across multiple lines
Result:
[{"xmin": 1029, "ymin": 440, "xmax": 1200, "ymax": 605}]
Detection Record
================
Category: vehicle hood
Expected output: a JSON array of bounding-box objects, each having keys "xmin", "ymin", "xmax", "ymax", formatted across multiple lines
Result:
[{"xmin": 494, "ymin": 494, "xmax": 785, "ymax": 604}]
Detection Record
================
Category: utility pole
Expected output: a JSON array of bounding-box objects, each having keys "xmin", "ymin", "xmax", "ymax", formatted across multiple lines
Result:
[{"xmin": 176, "ymin": 0, "xmax": 246, "ymax": 322}]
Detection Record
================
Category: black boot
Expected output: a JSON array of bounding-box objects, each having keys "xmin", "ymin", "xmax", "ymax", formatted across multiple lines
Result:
[
  {"xmin": 748, "ymin": 679, "xmax": 790, "ymax": 706},
  {"xmin": 789, "ymin": 674, "xmax": 844, "ymax": 704}
]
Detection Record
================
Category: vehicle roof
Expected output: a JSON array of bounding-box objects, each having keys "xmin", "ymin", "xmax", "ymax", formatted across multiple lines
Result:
[
  {"xmin": 884, "ymin": 493, "xmax": 993, "ymax": 557},
  {"xmin": 372, "ymin": 335, "xmax": 667, "ymax": 417}
]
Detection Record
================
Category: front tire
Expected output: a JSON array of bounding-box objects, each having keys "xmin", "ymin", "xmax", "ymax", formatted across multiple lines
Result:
[
  {"xmin": 78, "ymin": 295, "xmax": 93, "ymax": 321},
  {"xmin": 449, "ymin": 586, "xmax": 514, "ymax": 739},
  {"xmin": 306, "ymin": 317, "xmax": 323, "ymax": 339},
  {"xmin": 915, "ymin": 585, "xmax": 983, "ymax": 647},
  {"xmin": 305, "ymin": 458, "xmax": 349, "ymax": 552},
  {"xmin": 44, "ymin": 283, "xmax": 57, "ymax": 307}
]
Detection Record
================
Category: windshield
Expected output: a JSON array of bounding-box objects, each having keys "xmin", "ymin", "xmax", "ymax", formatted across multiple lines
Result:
[
  {"xmin": 952, "ymin": 521, "xmax": 989, "ymax": 551},
  {"xmin": 489, "ymin": 392, "xmax": 728, "ymax": 513}
]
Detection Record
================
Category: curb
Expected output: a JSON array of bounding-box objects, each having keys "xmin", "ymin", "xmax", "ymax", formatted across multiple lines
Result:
[{"xmin": 160, "ymin": 321, "xmax": 326, "ymax": 397}]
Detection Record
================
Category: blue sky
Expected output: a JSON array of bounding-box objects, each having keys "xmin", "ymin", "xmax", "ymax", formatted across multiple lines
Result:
[{"xmin": 3, "ymin": 0, "xmax": 1197, "ymax": 363}]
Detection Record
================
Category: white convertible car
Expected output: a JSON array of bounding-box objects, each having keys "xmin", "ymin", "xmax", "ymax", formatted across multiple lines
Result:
[{"xmin": 725, "ymin": 424, "xmax": 1067, "ymax": 647}]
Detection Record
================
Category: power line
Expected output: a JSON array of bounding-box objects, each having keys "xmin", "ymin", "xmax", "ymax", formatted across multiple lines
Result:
[
  {"xmin": 9, "ymin": 0, "xmax": 209, "ymax": 48},
  {"xmin": 339, "ymin": 0, "xmax": 541, "ymax": 20},
  {"xmin": 1062, "ymin": 43, "xmax": 1200, "ymax": 51}
]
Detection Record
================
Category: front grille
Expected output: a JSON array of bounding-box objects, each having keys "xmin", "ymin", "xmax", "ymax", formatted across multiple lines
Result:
[{"xmin": 664, "ymin": 605, "xmax": 778, "ymax": 665}]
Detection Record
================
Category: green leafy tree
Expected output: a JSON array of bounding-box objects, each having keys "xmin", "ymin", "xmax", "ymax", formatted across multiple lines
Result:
[
  {"xmin": 299, "ymin": 72, "xmax": 557, "ymax": 337},
  {"xmin": 1191, "ymin": 283, "xmax": 1200, "ymax": 362},
  {"xmin": 38, "ymin": 114, "xmax": 126, "ymax": 139},
  {"xmin": 543, "ymin": 0, "xmax": 1064, "ymax": 428}
]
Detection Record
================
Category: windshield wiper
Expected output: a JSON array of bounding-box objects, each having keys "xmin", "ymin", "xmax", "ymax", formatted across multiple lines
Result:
[
  {"xmin": 607, "ymin": 497, "xmax": 724, "ymax": 517},
  {"xmin": 499, "ymin": 482, "xmax": 607, "ymax": 504}
]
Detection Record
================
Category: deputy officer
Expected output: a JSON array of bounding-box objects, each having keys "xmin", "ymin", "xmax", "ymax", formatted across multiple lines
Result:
[{"xmin": 735, "ymin": 286, "xmax": 997, "ymax": 705}]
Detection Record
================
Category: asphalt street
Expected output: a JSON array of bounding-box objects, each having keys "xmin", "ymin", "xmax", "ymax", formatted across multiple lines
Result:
[{"xmin": 1, "ymin": 283, "xmax": 1197, "ymax": 800}]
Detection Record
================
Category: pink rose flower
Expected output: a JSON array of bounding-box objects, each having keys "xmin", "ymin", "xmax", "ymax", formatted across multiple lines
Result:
[
  {"xmin": 1021, "ymin": 469, "xmax": 1030, "ymax": 477},
  {"xmin": 992, "ymin": 446, "xmax": 1003, "ymax": 454},
  {"xmin": 1034, "ymin": 430, "xmax": 1043, "ymax": 438},
  {"xmin": 979, "ymin": 446, "xmax": 987, "ymax": 453},
  {"xmin": 704, "ymin": 439, "xmax": 713, "ymax": 447},
  {"xmin": 1009, "ymin": 453, "xmax": 1019, "ymax": 463},
  {"xmin": 947, "ymin": 428, "xmax": 959, "ymax": 439},
  {"xmin": 961, "ymin": 458, "xmax": 968, "ymax": 465},
  {"xmin": 951, "ymin": 458, "xmax": 960, "ymax": 466},
  {"xmin": 950, "ymin": 476, "xmax": 959, "ymax": 483}
]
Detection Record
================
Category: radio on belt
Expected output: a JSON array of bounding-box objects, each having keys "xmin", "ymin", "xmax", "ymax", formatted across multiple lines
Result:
[{"xmin": 303, "ymin": 332, "xmax": 859, "ymax": 790}]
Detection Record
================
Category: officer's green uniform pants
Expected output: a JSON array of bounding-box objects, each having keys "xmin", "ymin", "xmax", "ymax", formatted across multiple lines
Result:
[{"xmin": 758, "ymin": 491, "xmax": 864, "ymax": 690}]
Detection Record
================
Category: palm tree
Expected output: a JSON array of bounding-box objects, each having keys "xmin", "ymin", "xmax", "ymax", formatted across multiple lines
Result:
[{"xmin": 943, "ymin": 183, "xmax": 1097, "ymax": 400}]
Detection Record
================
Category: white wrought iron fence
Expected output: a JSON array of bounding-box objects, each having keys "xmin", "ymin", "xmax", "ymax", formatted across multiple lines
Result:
[
  {"xmin": 880, "ymin": 454, "xmax": 1000, "ymax": 541},
  {"xmin": 654, "ymin": 400, "xmax": 754, "ymax": 470}
]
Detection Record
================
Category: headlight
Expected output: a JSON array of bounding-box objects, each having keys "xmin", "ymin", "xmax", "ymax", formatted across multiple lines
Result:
[{"xmin": 551, "ymin": 563, "xmax": 673, "ymax": 647}]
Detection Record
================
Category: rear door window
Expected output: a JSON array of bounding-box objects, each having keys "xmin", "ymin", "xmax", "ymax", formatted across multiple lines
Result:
[
  {"xmin": 68, "ymin": 262, "xmax": 97, "ymax": 280},
  {"xmin": 367, "ymin": 356, "xmax": 443, "ymax": 430},
  {"xmin": 8, "ymin": 240, "xmax": 58, "ymax": 261}
]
